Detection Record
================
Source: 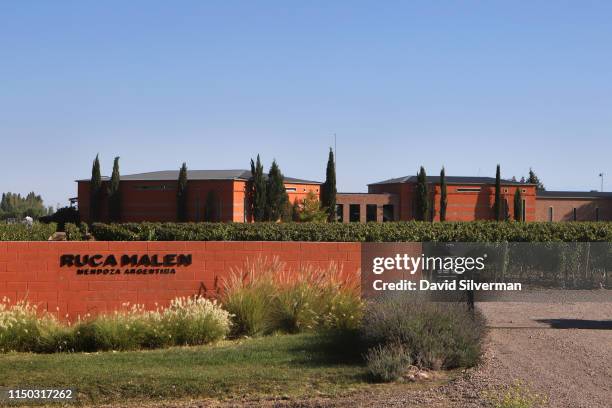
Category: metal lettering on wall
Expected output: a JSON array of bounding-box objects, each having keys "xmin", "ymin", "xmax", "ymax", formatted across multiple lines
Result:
[{"xmin": 59, "ymin": 254, "xmax": 193, "ymax": 276}]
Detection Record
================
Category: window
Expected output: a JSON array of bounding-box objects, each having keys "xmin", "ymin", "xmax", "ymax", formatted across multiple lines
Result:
[
  {"xmin": 349, "ymin": 204, "xmax": 360, "ymax": 222},
  {"xmin": 134, "ymin": 185, "xmax": 174, "ymax": 191},
  {"xmin": 503, "ymin": 188, "xmax": 508, "ymax": 193},
  {"xmin": 595, "ymin": 207, "xmax": 600, "ymax": 221},
  {"xmin": 336, "ymin": 204, "xmax": 344, "ymax": 222},
  {"xmin": 522, "ymin": 199, "xmax": 526, "ymax": 222},
  {"xmin": 457, "ymin": 187, "xmax": 481, "ymax": 192},
  {"xmin": 285, "ymin": 187, "xmax": 297, "ymax": 192},
  {"xmin": 366, "ymin": 204, "xmax": 377, "ymax": 222},
  {"xmin": 573, "ymin": 208, "xmax": 577, "ymax": 221},
  {"xmin": 522, "ymin": 189, "xmax": 527, "ymax": 193},
  {"xmin": 383, "ymin": 204, "xmax": 394, "ymax": 222},
  {"xmin": 548, "ymin": 207, "xmax": 554, "ymax": 222}
]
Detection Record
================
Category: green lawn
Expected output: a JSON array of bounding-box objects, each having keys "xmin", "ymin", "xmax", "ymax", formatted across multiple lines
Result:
[{"xmin": 0, "ymin": 333, "xmax": 370, "ymax": 406}]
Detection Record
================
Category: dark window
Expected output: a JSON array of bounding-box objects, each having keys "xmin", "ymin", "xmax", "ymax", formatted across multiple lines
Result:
[
  {"xmin": 349, "ymin": 204, "xmax": 360, "ymax": 222},
  {"xmin": 457, "ymin": 187, "xmax": 481, "ymax": 192},
  {"xmin": 573, "ymin": 208, "xmax": 577, "ymax": 221},
  {"xmin": 383, "ymin": 204, "xmax": 394, "ymax": 222},
  {"xmin": 521, "ymin": 199, "xmax": 526, "ymax": 222},
  {"xmin": 366, "ymin": 204, "xmax": 377, "ymax": 222},
  {"xmin": 548, "ymin": 207, "xmax": 554, "ymax": 222},
  {"xmin": 595, "ymin": 207, "xmax": 600, "ymax": 222},
  {"xmin": 336, "ymin": 204, "xmax": 344, "ymax": 222}
]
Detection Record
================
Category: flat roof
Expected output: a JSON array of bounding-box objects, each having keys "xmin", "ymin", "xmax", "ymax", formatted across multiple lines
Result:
[
  {"xmin": 536, "ymin": 190, "xmax": 612, "ymax": 199},
  {"xmin": 77, "ymin": 169, "xmax": 321, "ymax": 185},
  {"xmin": 369, "ymin": 175, "xmax": 532, "ymax": 186}
]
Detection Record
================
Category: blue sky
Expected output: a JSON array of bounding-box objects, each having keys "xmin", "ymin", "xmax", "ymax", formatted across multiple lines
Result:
[{"xmin": 1, "ymin": 1, "xmax": 610, "ymax": 208}]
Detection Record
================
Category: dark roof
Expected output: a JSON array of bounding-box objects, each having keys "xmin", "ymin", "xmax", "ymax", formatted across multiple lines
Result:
[
  {"xmin": 537, "ymin": 190, "xmax": 612, "ymax": 199},
  {"xmin": 369, "ymin": 175, "xmax": 530, "ymax": 186},
  {"xmin": 77, "ymin": 169, "xmax": 320, "ymax": 184}
]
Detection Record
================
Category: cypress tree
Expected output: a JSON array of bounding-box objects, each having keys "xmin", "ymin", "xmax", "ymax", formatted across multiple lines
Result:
[
  {"xmin": 527, "ymin": 168, "xmax": 545, "ymax": 190},
  {"xmin": 321, "ymin": 148, "xmax": 337, "ymax": 221},
  {"xmin": 89, "ymin": 154, "xmax": 102, "ymax": 222},
  {"xmin": 107, "ymin": 156, "xmax": 121, "ymax": 222},
  {"xmin": 265, "ymin": 160, "xmax": 288, "ymax": 221},
  {"xmin": 250, "ymin": 155, "xmax": 267, "ymax": 222},
  {"xmin": 439, "ymin": 167, "xmax": 447, "ymax": 222},
  {"xmin": 514, "ymin": 188, "xmax": 522, "ymax": 222},
  {"xmin": 415, "ymin": 166, "xmax": 429, "ymax": 221},
  {"xmin": 493, "ymin": 164, "xmax": 502, "ymax": 221},
  {"xmin": 177, "ymin": 163, "xmax": 188, "ymax": 222}
]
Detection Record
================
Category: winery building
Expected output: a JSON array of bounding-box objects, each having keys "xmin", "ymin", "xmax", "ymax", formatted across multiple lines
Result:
[{"xmin": 77, "ymin": 170, "xmax": 612, "ymax": 223}]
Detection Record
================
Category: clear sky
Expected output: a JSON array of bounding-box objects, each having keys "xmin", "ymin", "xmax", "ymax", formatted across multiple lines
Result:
[{"xmin": 1, "ymin": 1, "xmax": 610, "ymax": 208}]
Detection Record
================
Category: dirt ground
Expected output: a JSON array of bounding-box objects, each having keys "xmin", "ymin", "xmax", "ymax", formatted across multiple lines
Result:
[
  {"xmin": 102, "ymin": 294, "xmax": 612, "ymax": 408},
  {"xmin": 226, "ymin": 297, "xmax": 612, "ymax": 408}
]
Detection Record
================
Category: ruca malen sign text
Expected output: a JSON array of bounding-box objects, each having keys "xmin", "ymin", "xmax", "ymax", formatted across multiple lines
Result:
[{"xmin": 59, "ymin": 254, "xmax": 193, "ymax": 275}]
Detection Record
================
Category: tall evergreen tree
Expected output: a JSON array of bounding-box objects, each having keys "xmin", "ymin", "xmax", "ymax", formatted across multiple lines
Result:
[
  {"xmin": 265, "ymin": 160, "xmax": 288, "ymax": 221},
  {"xmin": 107, "ymin": 156, "xmax": 121, "ymax": 222},
  {"xmin": 321, "ymin": 148, "xmax": 337, "ymax": 221},
  {"xmin": 513, "ymin": 188, "xmax": 523, "ymax": 222},
  {"xmin": 250, "ymin": 155, "xmax": 267, "ymax": 221},
  {"xmin": 493, "ymin": 164, "xmax": 502, "ymax": 221},
  {"xmin": 415, "ymin": 166, "xmax": 429, "ymax": 221},
  {"xmin": 439, "ymin": 167, "xmax": 448, "ymax": 222},
  {"xmin": 527, "ymin": 168, "xmax": 545, "ymax": 190},
  {"xmin": 89, "ymin": 154, "xmax": 102, "ymax": 222},
  {"xmin": 177, "ymin": 162, "xmax": 188, "ymax": 222}
]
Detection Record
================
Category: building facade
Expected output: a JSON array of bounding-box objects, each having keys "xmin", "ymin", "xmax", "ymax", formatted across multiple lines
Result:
[
  {"xmin": 77, "ymin": 170, "xmax": 320, "ymax": 223},
  {"xmin": 77, "ymin": 170, "xmax": 611, "ymax": 223}
]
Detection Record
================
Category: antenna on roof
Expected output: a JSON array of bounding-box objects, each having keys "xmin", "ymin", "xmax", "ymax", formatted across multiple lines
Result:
[{"xmin": 334, "ymin": 133, "xmax": 337, "ymax": 166}]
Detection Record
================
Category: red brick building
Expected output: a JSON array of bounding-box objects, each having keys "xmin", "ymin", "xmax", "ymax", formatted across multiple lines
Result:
[
  {"xmin": 337, "ymin": 176, "xmax": 537, "ymax": 222},
  {"xmin": 77, "ymin": 170, "xmax": 321, "ymax": 223},
  {"xmin": 77, "ymin": 170, "xmax": 611, "ymax": 223},
  {"xmin": 535, "ymin": 191, "xmax": 612, "ymax": 222}
]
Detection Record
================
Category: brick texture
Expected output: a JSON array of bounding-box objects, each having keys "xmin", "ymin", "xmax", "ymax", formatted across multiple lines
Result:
[{"xmin": 0, "ymin": 241, "xmax": 360, "ymax": 321}]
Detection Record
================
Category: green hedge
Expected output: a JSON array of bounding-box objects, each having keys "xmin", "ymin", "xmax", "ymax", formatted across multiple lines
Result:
[
  {"xmin": 0, "ymin": 222, "xmax": 57, "ymax": 241},
  {"xmin": 90, "ymin": 221, "xmax": 612, "ymax": 242}
]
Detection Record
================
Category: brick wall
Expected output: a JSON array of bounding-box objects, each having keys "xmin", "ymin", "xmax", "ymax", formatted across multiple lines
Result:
[
  {"xmin": 535, "ymin": 197, "xmax": 612, "ymax": 221},
  {"xmin": 0, "ymin": 241, "xmax": 360, "ymax": 321}
]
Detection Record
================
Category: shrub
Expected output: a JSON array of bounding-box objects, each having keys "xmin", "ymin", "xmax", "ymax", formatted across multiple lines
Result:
[
  {"xmin": 365, "ymin": 342, "xmax": 412, "ymax": 382},
  {"xmin": 89, "ymin": 221, "xmax": 612, "ymax": 242},
  {"xmin": 0, "ymin": 298, "xmax": 46, "ymax": 352},
  {"xmin": 221, "ymin": 258, "xmax": 363, "ymax": 336},
  {"xmin": 0, "ymin": 222, "xmax": 57, "ymax": 241},
  {"xmin": 361, "ymin": 295, "xmax": 484, "ymax": 370},
  {"xmin": 73, "ymin": 304, "xmax": 162, "ymax": 352},
  {"xmin": 221, "ymin": 258, "xmax": 278, "ymax": 336},
  {"xmin": 0, "ymin": 297, "xmax": 231, "ymax": 353},
  {"xmin": 64, "ymin": 222, "xmax": 88, "ymax": 241},
  {"xmin": 160, "ymin": 297, "xmax": 231, "ymax": 345}
]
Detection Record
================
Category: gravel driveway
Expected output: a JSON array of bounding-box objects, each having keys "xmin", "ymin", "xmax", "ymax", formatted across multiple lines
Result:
[{"xmin": 470, "ymin": 299, "xmax": 612, "ymax": 408}]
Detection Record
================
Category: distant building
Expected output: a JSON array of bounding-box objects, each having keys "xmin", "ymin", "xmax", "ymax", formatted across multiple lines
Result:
[
  {"xmin": 76, "ymin": 170, "xmax": 612, "ymax": 223},
  {"xmin": 77, "ymin": 170, "xmax": 320, "ymax": 223},
  {"xmin": 338, "ymin": 176, "xmax": 537, "ymax": 222}
]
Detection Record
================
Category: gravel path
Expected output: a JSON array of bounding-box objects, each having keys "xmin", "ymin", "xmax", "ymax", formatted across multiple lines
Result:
[{"xmin": 470, "ymin": 300, "xmax": 612, "ymax": 408}]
